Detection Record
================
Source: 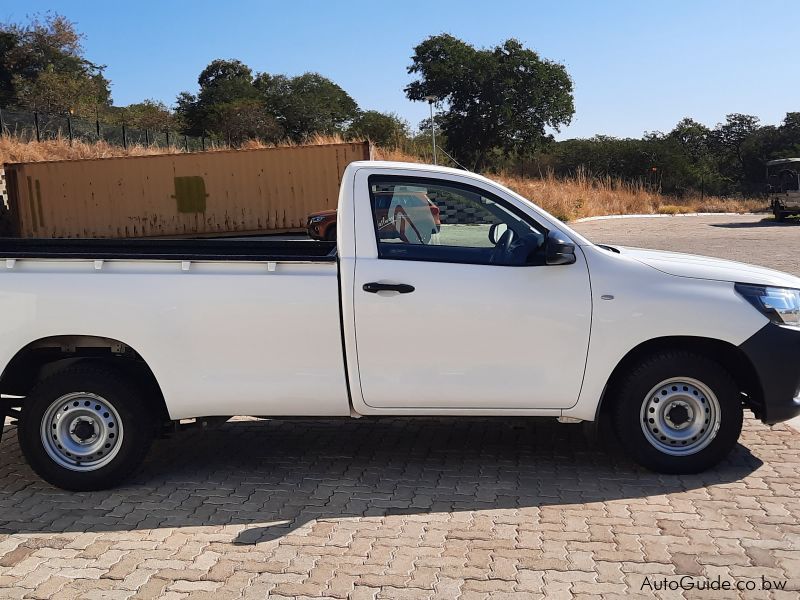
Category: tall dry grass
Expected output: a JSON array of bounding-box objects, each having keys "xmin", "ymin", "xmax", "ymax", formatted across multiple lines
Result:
[
  {"xmin": 495, "ymin": 168, "xmax": 765, "ymax": 221},
  {"xmin": 0, "ymin": 136, "xmax": 182, "ymax": 165},
  {"xmin": 0, "ymin": 133, "xmax": 349, "ymax": 165},
  {"xmin": 0, "ymin": 136, "xmax": 766, "ymax": 220}
]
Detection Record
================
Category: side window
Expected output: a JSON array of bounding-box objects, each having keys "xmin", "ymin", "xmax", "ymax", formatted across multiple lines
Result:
[{"xmin": 369, "ymin": 176, "xmax": 546, "ymax": 266}]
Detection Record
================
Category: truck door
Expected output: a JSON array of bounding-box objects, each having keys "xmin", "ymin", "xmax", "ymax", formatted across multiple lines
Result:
[{"xmin": 351, "ymin": 172, "xmax": 592, "ymax": 410}]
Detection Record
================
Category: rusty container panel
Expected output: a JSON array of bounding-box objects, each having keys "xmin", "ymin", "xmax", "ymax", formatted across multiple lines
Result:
[{"xmin": 3, "ymin": 141, "xmax": 371, "ymax": 238}]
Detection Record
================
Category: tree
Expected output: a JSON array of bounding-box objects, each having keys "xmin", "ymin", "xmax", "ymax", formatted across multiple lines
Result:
[
  {"xmin": 664, "ymin": 118, "xmax": 724, "ymax": 194},
  {"xmin": 175, "ymin": 91, "xmax": 202, "ymax": 134},
  {"xmin": 710, "ymin": 113, "xmax": 760, "ymax": 179},
  {"xmin": 668, "ymin": 118, "xmax": 711, "ymax": 163},
  {"xmin": 208, "ymin": 98, "xmax": 282, "ymax": 145},
  {"xmin": 256, "ymin": 72, "xmax": 358, "ymax": 141},
  {"xmin": 177, "ymin": 62, "xmax": 359, "ymax": 142},
  {"xmin": 196, "ymin": 59, "xmax": 258, "ymax": 106},
  {"xmin": 0, "ymin": 13, "xmax": 110, "ymax": 113},
  {"xmin": 118, "ymin": 100, "xmax": 178, "ymax": 131},
  {"xmin": 14, "ymin": 67, "xmax": 108, "ymax": 115},
  {"xmin": 347, "ymin": 110, "xmax": 409, "ymax": 146},
  {"xmin": 405, "ymin": 34, "xmax": 574, "ymax": 171},
  {"xmin": 176, "ymin": 59, "xmax": 259, "ymax": 135},
  {"xmin": 778, "ymin": 112, "xmax": 800, "ymax": 156}
]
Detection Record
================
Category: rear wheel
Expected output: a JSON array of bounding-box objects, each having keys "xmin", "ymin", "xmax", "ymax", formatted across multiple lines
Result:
[
  {"xmin": 324, "ymin": 226, "xmax": 337, "ymax": 242},
  {"xmin": 774, "ymin": 207, "xmax": 786, "ymax": 222},
  {"xmin": 18, "ymin": 365, "xmax": 155, "ymax": 491},
  {"xmin": 612, "ymin": 352, "xmax": 743, "ymax": 473}
]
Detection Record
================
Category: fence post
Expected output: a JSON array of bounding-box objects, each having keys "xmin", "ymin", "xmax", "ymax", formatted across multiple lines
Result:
[
  {"xmin": 165, "ymin": 130, "xmax": 170, "ymax": 147},
  {"xmin": 96, "ymin": 118, "xmax": 101, "ymax": 138},
  {"xmin": 67, "ymin": 116, "xmax": 73, "ymax": 145},
  {"xmin": 122, "ymin": 123, "xmax": 127, "ymax": 149},
  {"xmin": 201, "ymin": 134, "xmax": 206, "ymax": 151},
  {"xmin": 34, "ymin": 111, "xmax": 41, "ymax": 142},
  {"xmin": 145, "ymin": 129, "xmax": 149, "ymax": 146},
  {"xmin": 184, "ymin": 135, "xmax": 188, "ymax": 152}
]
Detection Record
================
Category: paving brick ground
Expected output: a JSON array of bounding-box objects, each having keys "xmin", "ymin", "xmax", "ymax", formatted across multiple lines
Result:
[{"xmin": 0, "ymin": 214, "xmax": 798, "ymax": 599}]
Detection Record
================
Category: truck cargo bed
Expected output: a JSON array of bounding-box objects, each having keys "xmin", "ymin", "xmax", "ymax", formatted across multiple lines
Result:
[{"xmin": 0, "ymin": 238, "xmax": 336, "ymax": 261}]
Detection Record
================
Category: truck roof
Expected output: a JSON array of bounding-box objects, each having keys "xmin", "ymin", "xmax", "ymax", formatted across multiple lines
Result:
[{"xmin": 347, "ymin": 160, "xmax": 480, "ymax": 179}]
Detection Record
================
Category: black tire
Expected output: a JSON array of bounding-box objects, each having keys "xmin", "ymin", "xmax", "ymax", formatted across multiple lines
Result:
[
  {"xmin": 324, "ymin": 226, "xmax": 337, "ymax": 242},
  {"xmin": 18, "ymin": 365, "xmax": 155, "ymax": 491},
  {"xmin": 774, "ymin": 208, "xmax": 786, "ymax": 222},
  {"xmin": 611, "ymin": 351, "xmax": 743, "ymax": 474}
]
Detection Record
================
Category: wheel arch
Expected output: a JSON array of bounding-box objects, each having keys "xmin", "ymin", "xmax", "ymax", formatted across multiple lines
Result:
[
  {"xmin": 597, "ymin": 335, "xmax": 763, "ymax": 421},
  {"xmin": 0, "ymin": 335, "xmax": 169, "ymax": 421}
]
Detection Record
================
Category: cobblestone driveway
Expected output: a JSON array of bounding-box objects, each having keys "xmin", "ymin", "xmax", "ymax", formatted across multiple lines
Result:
[{"xmin": 1, "ymin": 214, "xmax": 799, "ymax": 599}]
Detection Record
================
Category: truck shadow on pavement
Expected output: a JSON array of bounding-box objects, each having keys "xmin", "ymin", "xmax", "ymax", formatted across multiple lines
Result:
[
  {"xmin": 0, "ymin": 417, "xmax": 764, "ymax": 543},
  {"xmin": 710, "ymin": 218, "xmax": 800, "ymax": 228}
]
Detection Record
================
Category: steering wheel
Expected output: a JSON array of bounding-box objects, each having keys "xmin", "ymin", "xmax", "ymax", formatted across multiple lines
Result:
[{"xmin": 490, "ymin": 228, "xmax": 514, "ymax": 265}]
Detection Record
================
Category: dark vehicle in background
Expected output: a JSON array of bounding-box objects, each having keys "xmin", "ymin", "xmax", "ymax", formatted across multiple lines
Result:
[
  {"xmin": 307, "ymin": 191, "xmax": 441, "ymax": 241},
  {"xmin": 767, "ymin": 158, "xmax": 800, "ymax": 221}
]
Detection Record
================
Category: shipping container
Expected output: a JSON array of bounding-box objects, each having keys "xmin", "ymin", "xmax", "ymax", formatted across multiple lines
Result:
[{"xmin": 2, "ymin": 141, "xmax": 371, "ymax": 238}]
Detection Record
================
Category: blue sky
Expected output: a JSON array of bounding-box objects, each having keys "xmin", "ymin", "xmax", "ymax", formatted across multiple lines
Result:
[{"xmin": 6, "ymin": 1, "xmax": 799, "ymax": 139}]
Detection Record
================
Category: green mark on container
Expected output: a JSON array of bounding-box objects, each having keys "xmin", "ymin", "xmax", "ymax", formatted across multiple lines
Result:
[{"xmin": 172, "ymin": 176, "xmax": 208, "ymax": 213}]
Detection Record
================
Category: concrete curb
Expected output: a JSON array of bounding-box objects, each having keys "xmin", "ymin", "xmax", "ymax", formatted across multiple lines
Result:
[{"xmin": 574, "ymin": 212, "xmax": 761, "ymax": 223}]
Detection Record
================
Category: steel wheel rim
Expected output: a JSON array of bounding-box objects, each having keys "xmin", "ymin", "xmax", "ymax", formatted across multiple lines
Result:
[
  {"xmin": 640, "ymin": 377, "xmax": 721, "ymax": 456},
  {"xmin": 40, "ymin": 392, "xmax": 124, "ymax": 471}
]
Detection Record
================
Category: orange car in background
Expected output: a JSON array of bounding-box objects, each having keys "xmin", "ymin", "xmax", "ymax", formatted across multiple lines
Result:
[
  {"xmin": 307, "ymin": 191, "xmax": 441, "ymax": 242},
  {"xmin": 306, "ymin": 210, "xmax": 339, "ymax": 241}
]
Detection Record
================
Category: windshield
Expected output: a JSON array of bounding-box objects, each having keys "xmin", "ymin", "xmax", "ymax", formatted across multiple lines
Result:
[
  {"xmin": 488, "ymin": 177, "xmax": 595, "ymax": 247},
  {"xmin": 768, "ymin": 165, "xmax": 800, "ymax": 192}
]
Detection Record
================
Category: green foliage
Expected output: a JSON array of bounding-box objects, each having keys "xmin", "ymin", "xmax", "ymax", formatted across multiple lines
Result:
[
  {"xmin": 197, "ymin": 59, "xmax": 259, "ymax": 107},
  {"xmin": 176, "ymin": 63, "xmax": 359, "ymax": 143},
  {"xmin": 0, "ymin": 13, "xmax": 110, "ymax": 114},
  {"xmin": 176, "ymin": 59, "xmax": 260, "ymax": 136},
  {"xmin": 530, "ymin": 113, "xmax": 800, "ymax": 197},
  {"xmin": 208, "ymin": 98, "xmax": 282, "ymax": 145},
  {"xmin": 710, "ymin": 113, "xmax": 760, "ymax": 184},
  {"xmin": 256, "ymin": 72, "xmax": 358, "ymax": 141},
  {"xmin": 347, "ymin": 110, "xmax": 409, "ymax": 146},
  {"xmin": 406, "ymin": 34, "xmax": 574, "ymax": 170},
  {"xmin": 108, "ymin": 100, "xmax": 178, "ymax": 131}
]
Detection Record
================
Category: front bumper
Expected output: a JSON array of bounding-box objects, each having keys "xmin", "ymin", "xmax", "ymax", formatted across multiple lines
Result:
[{"xmin": 739, "ymin": 322, "xmax": 800, "ymax": 424}]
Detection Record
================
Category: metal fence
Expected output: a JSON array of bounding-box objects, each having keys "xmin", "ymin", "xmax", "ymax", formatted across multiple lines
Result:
[{"xmin": 0, "ymin": 107, "xmax": 215, "ymax": 152}]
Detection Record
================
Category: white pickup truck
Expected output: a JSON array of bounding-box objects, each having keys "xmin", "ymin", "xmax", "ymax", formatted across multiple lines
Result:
[{"xmin": 2, "ymin": 161, "xmax": 799, "ymax": 490}]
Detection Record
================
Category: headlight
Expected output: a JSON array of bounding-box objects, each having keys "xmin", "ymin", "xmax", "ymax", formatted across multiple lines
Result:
[
  {"xmin": 735, "ymin": 283, "xmax": 800, "ymax": 328},
  {"xmin": 308, "ymin": 216, "xmax": 326, "ymax": 224}
]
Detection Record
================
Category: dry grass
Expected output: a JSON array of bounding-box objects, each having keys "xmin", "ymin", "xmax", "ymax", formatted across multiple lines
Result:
[
  {"xmin": 0, "ymin": 136, "xmax": 183, "ymax": 165},
  {"xmin": 494, "ymin": 169, "xmax": 765, "ymax": 221},
  {"xmin": 0, "ymin": 133, "xmax": 349, "ymax": 165},
  {"xmin": 0, "ymin": 136, "xmax": 766, "ymax": 220}
]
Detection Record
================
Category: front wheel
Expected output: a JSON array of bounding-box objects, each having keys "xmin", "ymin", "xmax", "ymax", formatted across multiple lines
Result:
[
  {"xmin": 774, "ymin": 207, "xmax": 786, "ymax": 222},
  {"xmin": 18, "ymin": 365, "xmax": 155, "ymax": 491},
  {"xmin": 612, "ymin": 352, "xmax": 743, "ymax": 474}
]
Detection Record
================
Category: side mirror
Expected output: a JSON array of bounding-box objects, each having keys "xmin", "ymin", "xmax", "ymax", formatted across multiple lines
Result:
[
  {"xmin": 488, "ymin": 223, "xmax": 508, "ymax": 245},
  {"xmin": 545, "ymin": 230, "xmax": 576, "ymax": 265}
]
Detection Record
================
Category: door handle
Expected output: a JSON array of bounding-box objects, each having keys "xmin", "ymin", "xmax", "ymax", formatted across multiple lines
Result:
[{"xmin": 362, "ymin": 282, "xmax": 415, "ymax": 294}]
